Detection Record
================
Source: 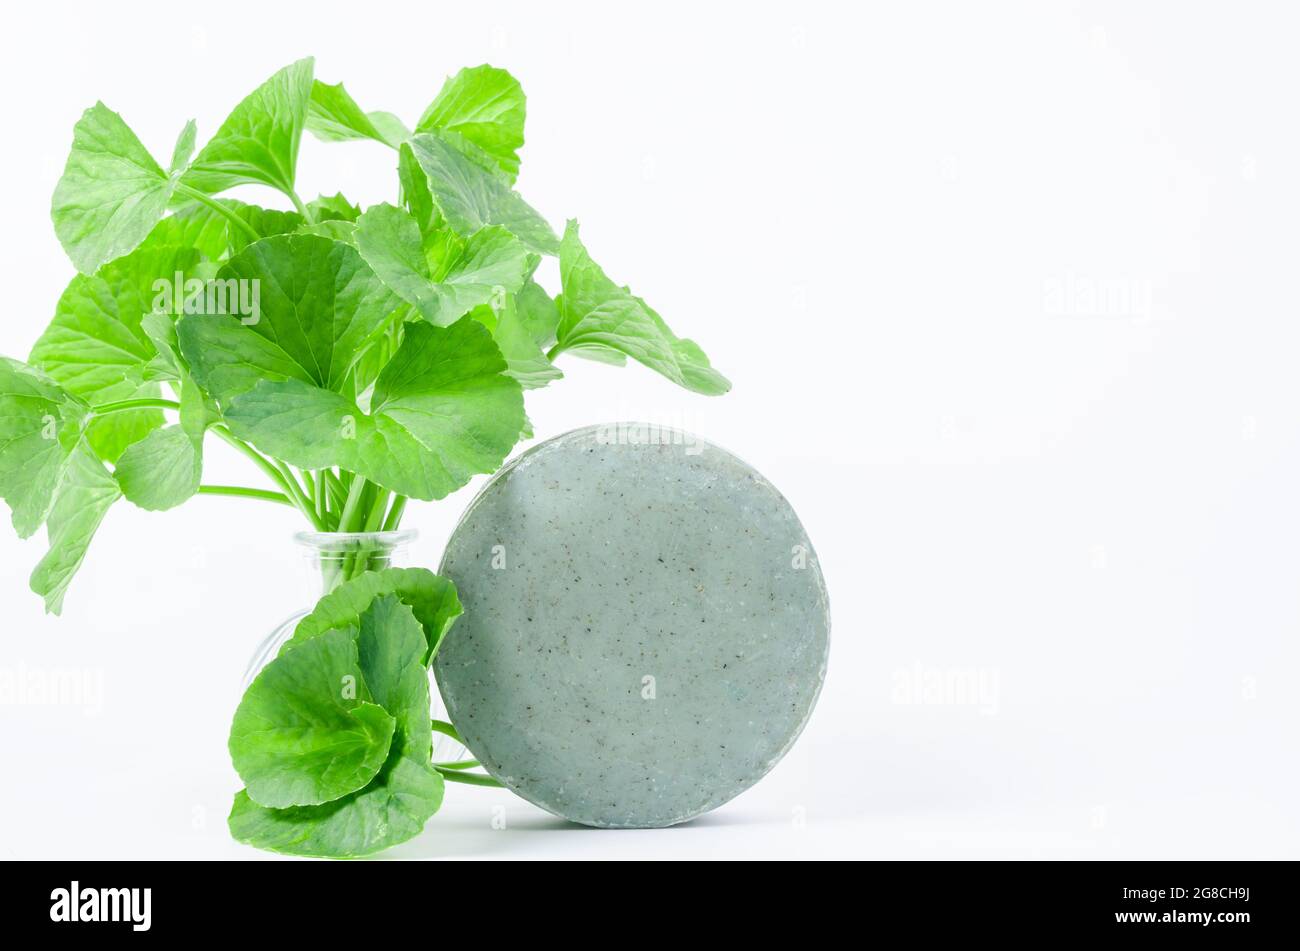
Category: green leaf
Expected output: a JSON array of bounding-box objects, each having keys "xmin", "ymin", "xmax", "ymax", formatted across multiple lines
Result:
[
  {"xmin": 426, "ymin": 225, "xmax": 530, "ymax": 323},
  {"xmin": 230, "ymin": 627, "xmax": 396, "ymax": 809},
  {"xmin": 416, "ymin": 65, "xmax": 526, "ymax": 181},
  {"xmin": 0, "ymin": 359, "xmax": 90, "ymax": 538},
  {"xmin": 354, "ymin": 595, "xmax": 433, "ymax": 736},
  {"xmin": 406, "ymin": 132, "xmax": 557, "ymax": 254},
  {"xmin": 515, "ymin": 278, "xmax": 561, "ymax": 349},
  {"xmin": 353, "ymin": 203, "xmax": 434, "ymax": 311},
  {"xmin": 218, "ymin": 318, "xmax": 524, "ymax": 501},
  {"xmin": 178, "ymin": 233, "xmax": 400, "ymax": 402},
  {"xmin": 356, "ymin": 204, "xmax": 530, "ymax": 326},
  {"xmin": 178, "ymin": 377, "xmax": 217, "ymax": 443},
  {"xmin": 567, "ymin": 345, "xmax": 628, "ymax": 366},
  {"xmin": 113, "ymin": 425, "xmax": 202, "ymax": 512},
  {"xmin": 29, "ymin": 442, "xmax": 121, "ymax": 615},
  {"xmin": 51, "ymin": 102, "xmax": 179, "ymax": 274},
  {"xmin": 368, "ymin": 112, "xmax": 412, "ymax": 149},
  {"xmin": 33, "ymin": 244, "xmax": 201, "ymax": 398},
  {"xmin": 175, "ymin": 235, "xmax": 522, "ymax": 501},
  {"xmin": 228, "ymin": 755, "xmax": 442, "ymax": 858},
  {"xmin": 308, "ymin": 193, "xmax": 361, "ymax": 222},
  {"xmin": 139, "ymin": 311, "xmax": 185, "ymax": 381},
  {"xmin": 229, "ymin": 597, "xmax": 444, "ymax": 857},
  {"xmin": 227, "ymin": 205, "xmax": 305, "ymax": 254},
  {"xmin": 289, "ymin": 567, "xmax": 462, "ymax": 663},
  {"xmin": 475, "ymin": 294, "xmax": 562, "ymax": 389},
  {"xmin": 140, "ymin": 311, "xmax": 220, "ymax": 442},
  {"xmin": 169, "ymin": 120, "xmax": 197, "ymax": 174},
  {"xmin": 145, "ymin": 203, "xmax": 234, "ymax": 263},
  {"xmin": 31, "ymin": 242, "xmax": 204, "ymax": 462},
  {"xmin": 146, "ymin": 199, "xmax": 303, "ymax": 264},
  {"xmin": 147, "ymin": 207, "xmax": 228, "ymax": 263},
  {"xmin": 85, "ymin": 398, "xmax": 163, "ymax": 465},
  {"xmin": 181, "ymin": 59, "xmax": 314, "ymax": 199},
  {"xmin": 297, "ymin": 219, "xmax": 358, "ymax": 245},
  {"xmin": 307, "ymin": 81, "xmax": 406, "ymax": 148},
  {"xmin": 140, "ymin": 314, "xmax": 220, "ymax": 487},
  {"xmin": 553, "ymin": 221, "xmax": 730, "ymax": 395},
  {"xmin": 397, "ymin": 142, "xmax": 437, "ymax": 232}
]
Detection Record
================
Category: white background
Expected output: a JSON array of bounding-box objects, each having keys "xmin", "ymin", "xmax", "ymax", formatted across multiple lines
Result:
[{"xmin": 1, "ymin": 0, "xmax": 1296, "ymax": 860}]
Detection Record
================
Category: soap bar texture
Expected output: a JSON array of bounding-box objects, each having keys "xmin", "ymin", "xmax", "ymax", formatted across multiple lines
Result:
[{"xmin": 435, "ymin": 424, "xmax": 830, "ymax": 828}]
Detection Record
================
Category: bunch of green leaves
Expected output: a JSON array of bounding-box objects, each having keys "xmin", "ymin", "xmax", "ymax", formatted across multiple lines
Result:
[
  {"xmin": 0, "ymin": 59, "xmax": 728, "ymax": 614},
  {"xmin": 227, "ymin": 567, "xmax": 480, "ymax": 857}
]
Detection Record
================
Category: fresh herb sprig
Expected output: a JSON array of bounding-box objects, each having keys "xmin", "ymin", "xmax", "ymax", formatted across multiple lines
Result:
[
  {"xmin": 0, "ymin": 59, "xmax": 728, "ymax": 612},
  {"xmin": 2, "ymin": 60, "xmax": 730, "ymax": 857}
]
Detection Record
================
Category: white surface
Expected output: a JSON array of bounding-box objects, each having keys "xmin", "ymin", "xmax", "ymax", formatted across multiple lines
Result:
[{"xmin": 1, "ymin": 0, "xmax": 1297, "ymax": 860}]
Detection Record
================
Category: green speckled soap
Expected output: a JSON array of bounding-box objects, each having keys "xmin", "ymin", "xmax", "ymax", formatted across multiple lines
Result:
[{"xmin": 434, "ymin": 424, "xmax": 830, "ymax": 828}]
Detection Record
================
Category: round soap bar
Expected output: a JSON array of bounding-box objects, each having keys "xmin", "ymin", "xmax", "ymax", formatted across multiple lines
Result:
[{"xmin": 434, "ymin": 424, "xmax": 830, "ymax": 828}]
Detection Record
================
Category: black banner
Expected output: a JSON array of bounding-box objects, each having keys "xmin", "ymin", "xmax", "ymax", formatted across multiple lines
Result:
[{"xmin": 0, "ymin": 860, "xmax": 1282, "ymax": 938}]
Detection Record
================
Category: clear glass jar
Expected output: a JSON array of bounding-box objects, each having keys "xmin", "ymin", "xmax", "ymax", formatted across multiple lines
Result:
[{"xmin": 240, "ymin": 530, "xmax": 465, "ymax": 760}]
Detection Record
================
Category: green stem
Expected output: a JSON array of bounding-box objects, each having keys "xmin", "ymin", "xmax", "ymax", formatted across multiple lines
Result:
[
  {"xmin": 91, "ymin": 397, "xmax": 180, "ymax": 416},
  {"xmin": 274, "ymin": 460, "xmax": 316, "ymax": 517},
  {"xmin": 212, "ymin": 427, "xmax": 327, "ymax": 531},
  {"xmin": 434, "ymin": 759, "xmax": 480, "ymax": 770},
  {"xmin": 323, "ymin": 471, "xmax": 347, "ymax": 522},
  {"xmin": 330, "ymin": 478, "xmax": 373, "ymax": 582},
  {"xmin": 174, "ymin": 183, "xmax": 260, "ymax": 242},
  {"xmin": 197, "ymin": 485, "xmax": 293, "ymax": 506},
  {"xmin": 212, "ymin": 426, "xmax": 290, "ymax": 492},
  {"xmin": 289, "ymin": 189, "xmax": 314, "ymax": 223},
  {"xmin": 315, "ymin": 470, "xmax": 328, "ymax": 525},
  {"xmin": 381, "ymin": 496, "xmax": 408, "ymax": 532},
  {"xmin": 435, "ymin": 767, "xmax": 503, "ymax": 788},
  {"xmin": 545, "ymin": 343, "xmax": 563, "ymax": 362},
  {"xmin": 430, "ymin": 719, "xmax": 463, "ymax": 743},
  {"xmin": 363, "ymin": 489, "xmax": 391, "ymax": 533},
  {"xmin": 337, "ymin": 477, "xmax": 369, "ymax": 533}
]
